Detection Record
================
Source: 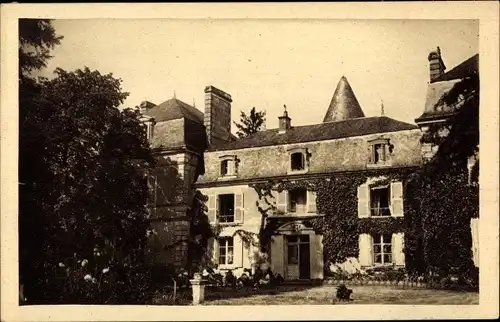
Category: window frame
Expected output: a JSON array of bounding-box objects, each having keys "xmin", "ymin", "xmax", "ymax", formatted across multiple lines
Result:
[
  {"xmin": 218, "ymin": 237, "xmax": 234, "ymax": 265},
  {"xmin": 367, "ymin": 137, "xmax": 392, "ymax": 167},
  {"xmin": 288, "ymin": 187, "xmax": 308, "ymax": 214},
  {"xmin": 287, "ymin": 147, "xmax": 309, "ymax": 174},
  {"xmin": 372, "ymin": 233, "xmax": 393, "ymax": 265},
  {"xmin": 218, "ymin": 193, "xmax": 235, "ymax": 223},
  {"xmin": 219, "ymin": 155, "xmax": 238, "ymax": 178},
  {"xmin": 369, "ymin": 185, "xmax": 391, "ymax": 217}
]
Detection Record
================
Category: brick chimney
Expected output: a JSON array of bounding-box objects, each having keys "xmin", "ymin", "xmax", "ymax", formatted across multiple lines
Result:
[
  {"xmin": 204, "ymin": 85, "xmax": 232, "ymax": 145},
  {"xmin": 428, "ymin": 46, "xmax": 446, "ymax": 83},
  {"xmin": 278, "ymin": 105, "xmax": 291, "ymax": 134}
]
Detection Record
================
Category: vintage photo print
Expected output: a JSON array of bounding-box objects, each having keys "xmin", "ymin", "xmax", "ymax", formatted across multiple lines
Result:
[{"xmin": 1, "ymin": 2, "xmax": 498, "ymax": 321}]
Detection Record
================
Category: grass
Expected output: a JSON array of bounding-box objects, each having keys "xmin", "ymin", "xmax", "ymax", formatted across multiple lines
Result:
[{"xmin": 203, "ymin": 285, "xmax": 479, "ymax": 305}]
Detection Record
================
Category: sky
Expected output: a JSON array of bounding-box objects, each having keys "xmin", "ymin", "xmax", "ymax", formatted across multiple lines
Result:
[{"xmin": 38, "ymin": 19, "xmax": 479, "ymax": 132}]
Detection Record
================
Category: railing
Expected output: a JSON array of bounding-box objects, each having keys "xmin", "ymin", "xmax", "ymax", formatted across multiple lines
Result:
[{"xmin": 370, "ymin": 207, "xmax": 391, "ymax": 217}]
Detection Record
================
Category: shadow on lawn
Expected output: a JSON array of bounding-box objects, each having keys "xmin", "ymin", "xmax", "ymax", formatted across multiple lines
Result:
[{"xmin": 204, "ymin": 284, "xmax": 319, "ymax": 301}]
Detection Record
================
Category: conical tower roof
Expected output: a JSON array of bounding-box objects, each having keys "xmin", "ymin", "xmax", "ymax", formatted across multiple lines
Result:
[{"xmin": 323, "ymin": 76, "xmax": 365, "ymax": 122}]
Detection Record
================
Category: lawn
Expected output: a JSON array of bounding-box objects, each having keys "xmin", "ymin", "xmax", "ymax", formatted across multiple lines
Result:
[{"xmin": 203, "ymin": 285, "xmax": 479, "ymax": 305}]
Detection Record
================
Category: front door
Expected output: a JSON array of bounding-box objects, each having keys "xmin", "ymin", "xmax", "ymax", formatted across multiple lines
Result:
[
  {"xmin": 286, "ymin": 234, "xmax": 310, "ymax": 280},
  {"xmin": 299, "ymin": 238, "xmax": 310, "ymax": 279}
]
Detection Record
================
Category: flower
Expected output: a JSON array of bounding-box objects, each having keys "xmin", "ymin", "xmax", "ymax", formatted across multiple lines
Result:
[
  {"xmin": 58, "ymin": 262, "xmax": 65, "ymax": 268},
  {"xmin": 202, "ymin": 269, "xmax": 209, "ymax": 277},
  {"xmin": 92, "ymin": 278, "xmax": 97, "ymax": 283},
  {"xmin": 84, "ymin": 274, "xmax": 92, "ymax": 282},
  {"xmin": 96, "ymin": 252, "xmax": 100, "ymax": 257},
  {"xmin": 102, "ymin": 267, "xmax": 110, "ymax": 274},
  {"xmin": 81, "ymin": 259, "xmax": 88, "ymax": 267}
]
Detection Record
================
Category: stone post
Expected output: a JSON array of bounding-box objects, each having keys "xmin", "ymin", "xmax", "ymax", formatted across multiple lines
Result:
[{"xmin": 190, "ymin": 273, "xmax": 207, "ymax": 305}]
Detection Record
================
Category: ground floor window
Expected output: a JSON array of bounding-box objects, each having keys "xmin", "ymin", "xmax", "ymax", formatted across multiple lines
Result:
[
  {"xmin": 373, "ymin": 233, "xmax": 392, "ymax": 264},
  {"xmin": 219, "ymin": 237, "xmax": 234, "ymax": 265}
]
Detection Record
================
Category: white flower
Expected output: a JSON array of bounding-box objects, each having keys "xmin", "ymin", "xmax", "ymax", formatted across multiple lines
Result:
[
  {"xmin": 58, "ymin": 262, "xmax": 65, "ymax": 268},
  {"xmin": 202, "ymin": 269, "xmax": 209, "ymax": 277},
  {"xmin": 102, "ymin": 267, "xmax": 110, "ymax": 274},
  {"xmin": 183, "ymin": 271, "xmax": 188, "ymax": 276},
  {"xmin": 92, "ymin": 278, "xmax": 97, "ymax": 283},
  {"xmin": 84, "ymin": 274, "xmax": 92, "ymax": 282},
  {"xmin": 81, "ymin": 259, "xmax": 88, "ymax": 267},
  {"xmin": 96, "ymin": 252, "xmax": 100, "ymax": 257}
]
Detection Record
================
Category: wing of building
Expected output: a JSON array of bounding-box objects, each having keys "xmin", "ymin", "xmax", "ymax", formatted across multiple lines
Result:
[{"xmin": 141, "ymin": 48, "xmax": 479, "ymax": 279}]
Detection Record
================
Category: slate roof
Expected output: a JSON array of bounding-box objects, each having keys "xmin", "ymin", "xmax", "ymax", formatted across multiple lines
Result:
[
  {"xmin": 144, "ymin": 98, "xmax": 204, "ymax": 123},
  {"xmin": 431, "ymin": 54, "xmax": 478, "ymax": 83},
  {"xmin": 416, "ymin": 54, "xmax": 478, "ymax": 123},
  {"xmin": 208, "ymin": 116, "xmax": 418, "ymax": 152},
  {"xmin": 323, "ymin": 76, "xmax": 365, "ymax": 122}
]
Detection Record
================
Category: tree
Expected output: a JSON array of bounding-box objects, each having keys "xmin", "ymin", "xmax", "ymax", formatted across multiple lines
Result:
[
  {"xmin": 407, "ymin": 71, "xmax": 479, "ymax": 280},
  {"xmin": 19, "ymin": 66, "xmax": 155, "ymax": 302},
  {"xmin": 233, "ymin": 107, "xmax": 266, "ymax": 138}
]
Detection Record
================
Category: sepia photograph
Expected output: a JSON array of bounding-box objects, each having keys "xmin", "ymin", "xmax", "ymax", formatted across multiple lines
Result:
[{"xmin": 1, "ymin": 2, "xmax": 499, "ymax": 321}]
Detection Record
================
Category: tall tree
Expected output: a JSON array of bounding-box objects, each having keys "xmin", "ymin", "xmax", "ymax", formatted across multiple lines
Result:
[{"xmin": 233, "ymin": 107, "xmax": 266, "ymax": 138}]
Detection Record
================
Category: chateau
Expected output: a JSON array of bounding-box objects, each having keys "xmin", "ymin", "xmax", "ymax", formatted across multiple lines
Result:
[{"xmin": 141, "ymin": 48, "xmax": 479, "ymax": 280}]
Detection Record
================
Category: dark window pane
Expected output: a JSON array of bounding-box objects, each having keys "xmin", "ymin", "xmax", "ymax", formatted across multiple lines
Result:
[
  {"xmin": 374, "ymin": 245, "xmax": 381, "ymax": 253},
  {"xmin": 384, "ymin": 254, "xmax": 392, "ymax": 264},
  {"xmin": 383, "ymin": 245, "xmax": 392, "ymax": 253},
  {"xmin": 288, "ymin": 235, "xmax": 298, "ymax": 243},
  {"xmin": 374, "ymin": 254, "xmax": 382, "ymax": 263},
  {"xmin": 383, "ymin": 234, "xmax": 392, "ymax": 243},
  {"xmin": 291, "ymin": 152, "xmax": 305, "ymax": 170},
  {"xmin": 288, "ymin": 245, "xmax": 298, "ymax": 264}
]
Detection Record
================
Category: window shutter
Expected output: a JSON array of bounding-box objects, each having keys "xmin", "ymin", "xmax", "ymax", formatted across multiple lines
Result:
[
  {"xmin": 392, "ymin": 233, "xmax": 405, "ymax": 266},
  {"xmin": 276, "ymin": 191, "xmax": 288, "ymax": 214},
  {"xmin": 228, "ymin": 160, "xmax": 234, "ymax": 175},
  {"xmin": 357, "ymin": 184, "xmax": 370, "ymax": 218},
  {"xmin": 307, "ymin": 191, "xmax": 317, "ymax": 213},
  {"xmin": 233, "ymin": 235, "xmax": 244, "ymax": 267},
  {"xmin": 207, "ymin": 194, "xmax": 217, "ymax": 223},
  {"xmin": 309, "ymin": 234, "xmax": 324, "ymax": 279},
  {"xmin": 270, "ymin": 235, "xmax": 284, "ymax": 277},
  {"xmin": 390, "ymin": 181, "xmax": 404, "ymax": 217},
  {"xmin": 358, "ymin": 233, "xmax": 373, "ymax": 267},
  {"xmin": 212, "ymin": 238, "xmax": 219, "ymax": 265},
  {"xmin": 234, "ymin": 193, "xmax": 244, "ymax": 223}
]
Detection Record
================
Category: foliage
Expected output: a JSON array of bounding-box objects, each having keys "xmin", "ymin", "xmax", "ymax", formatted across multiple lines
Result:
[
  {"xmin": 408, "ymin": 71, "xmax": 479, "ymax": 278},
  {"xmin": 19, "ymin": 63, "xmax": 155, "ymax": 302},
  {"xmin": 251, "ymin": 170, "xmax": 412, "ymax": 266},
  {"xmin": 233, "ymin": 107, "xmax": 267, "ymax": 138}
]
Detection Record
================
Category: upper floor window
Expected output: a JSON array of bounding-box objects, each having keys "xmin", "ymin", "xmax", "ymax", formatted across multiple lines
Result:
[
  {"xmin": 218, "ymin": 194, "xmax": 234, "ymax": 223},
  {"xmin": 289, "ymin": 188, "xmax": 307, "ymax": 213},
  {"xmin": 368, "ymin": 138, "xmax": 393, "ymax": 166},
  {"xmin": 358, "ymin": 181, "xmax": 403, "ymax": 218},
  {"xmin": 219, "ymin": 155, "xmax": 238, "ymax": 177},
  {"xmin": 370, "ymin": 185, "xmax": 391, "ymax": 217},
  {"xmin": 288, "ymin": 147, "xmax": 310, "ymax": 174},
  {"xmin": 140, "ymin": 116, "xmax": 155, "ymax": 142}
]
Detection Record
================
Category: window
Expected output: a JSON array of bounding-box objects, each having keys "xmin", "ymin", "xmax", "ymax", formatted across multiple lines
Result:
[
  {"xmin": 220, "ymin": 160, "xmax": 229, "ymax": 176},
  {"xmin": 373, "ymin": 234, "xmax": 392, "ymax": 264},
  {"xmin": 219, "ymin": 155, "xmax": 238, "ymax": 177},
  {"xmin": 218, "ymin": 237, "xmax": 234, "ymax": 265},
  {"xmin": 289, "ymin": 188, "xmax": 307, "ymax": 213},
  {"xmin": 288, "ymin": 147, "xmax": 309, "ymax": 174},
  {"xmin": 368, "ymin": 138, "xmax": 392, "ymax": 165},
  {"xmin": 370, "ymin": 186, "xmax": 391, "ymax": 217},
  {"xmin": 219, "ymin": 194, "xmax": 235, "ymax": 223},
  {"xmin": 286, "ymin": 235, "xmax": 309, "ymax": 264},
  {"xmin": 291, "ymin": 152, "xmax": 305, "ymax": 171}
]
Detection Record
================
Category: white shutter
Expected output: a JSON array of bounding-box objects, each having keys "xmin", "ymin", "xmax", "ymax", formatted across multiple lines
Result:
[
  {"xmin": 212, "ymin": 238, "xmax": 220, "ymax": 265},
  {"xmin": 392, "ymin": 233, "xmax": 405, "ymax": 266},
  {"xmin": 270, "ymin": 235, "xmax": 284, "ymax": 277},
  {"xmin": 309, "ymin": 234, "xmax": 324, "ymax": 279},
  {"xmin": 390, "ymin": 181, "xmax": 404, "ymax": 217},
  {"xmin": 358, "ymin": 234, "xmax": 373, "ymax": 267},
  {"xmin": 276, "ymin": 191, "xmax": 288, "ymax": 214},
  {"xmin": 207, "ymin": 194, "xmax": 217, "ymax": 223},
  {"xmin": 233, "ymin": 234, "xmax": 244, "ymax": 267},
  {"xmin": 307, "ymin": 191, "xmax": 317, "ymax": 213},
  {"xmin": 234, "ymin": 193, "xmax": 244, "ymax": 223},
  {"xmin": 357, "ymin": 184, "xmax": 370, "ymax": 218}
]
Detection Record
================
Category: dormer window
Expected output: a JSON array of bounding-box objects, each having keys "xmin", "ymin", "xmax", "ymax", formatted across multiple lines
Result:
[
  {"xmin": 139, "ymin": 116, "xmax": 155, "ymax": 143},
  {"xmin": 368, "ymin": 138, "xmax": 392, "ymax": 167},
  {"xmin": 219, "ymin": 155, "xmax": 238, "ymax": 178},
  {"xmin": 288, "ymin": 147, "xmax": 309, "ymax": 174},
  {"xmin": 291, "ymin": 152, "xmax": 305, "ymax": 171}
]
